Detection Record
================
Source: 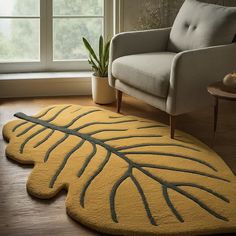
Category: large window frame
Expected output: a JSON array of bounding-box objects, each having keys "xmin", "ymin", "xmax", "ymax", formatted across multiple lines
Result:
[{"xmin": 0, "ymin": 0, "xmax": 113, "ymax": 73}]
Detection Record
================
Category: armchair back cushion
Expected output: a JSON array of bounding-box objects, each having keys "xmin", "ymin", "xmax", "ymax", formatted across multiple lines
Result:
[{"xmin": 168, "ymin": 0, "xmax": 236, "ymax": 52}]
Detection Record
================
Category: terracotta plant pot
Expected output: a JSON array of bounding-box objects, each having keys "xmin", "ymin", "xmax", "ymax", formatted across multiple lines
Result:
[
  {"xmin": 223, "ymin": 73, "xmax": 236, "ymax": 93},
  {"xmin": 92, "ymin": 75, "xmax": 116, "ymax": 104}
]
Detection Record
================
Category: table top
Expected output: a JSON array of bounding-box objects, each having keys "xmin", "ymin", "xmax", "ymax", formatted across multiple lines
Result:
[{"xmin": 207, "ymin": 81, "xmax": 236, "ymax": 101}]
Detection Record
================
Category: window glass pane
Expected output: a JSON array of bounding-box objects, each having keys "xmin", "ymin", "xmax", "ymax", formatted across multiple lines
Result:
[
  {"xmin": 53, "ymin": 0, "xmax": 103, "ymax": 16},
  {"xmin": 53, "ymin": 18, "xmax": 103, "ymax": 60},
  {"xmin": 0, "ymin": 0, "xmax": 40, "ymax": 16},
  {"xmin": 0, "ymin": 19, "xmax": 40, "ymax": 62}
]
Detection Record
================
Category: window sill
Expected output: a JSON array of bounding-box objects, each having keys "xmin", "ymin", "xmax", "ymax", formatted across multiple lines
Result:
[
  {"xmin": 0, "ymin": 71, "xmax": 92, "ymax": 81},
  {"xmin": 0, "ymin": 71, "xmax": 93, "ymax": 98}
]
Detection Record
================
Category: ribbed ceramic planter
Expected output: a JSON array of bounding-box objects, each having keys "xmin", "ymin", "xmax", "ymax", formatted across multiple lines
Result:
[{"xmin": 92, "ymin": 75, "xmax": 116, "ymax": 104}]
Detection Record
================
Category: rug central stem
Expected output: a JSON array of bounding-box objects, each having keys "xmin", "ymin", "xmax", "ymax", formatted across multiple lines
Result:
[{"xmin": 14, "ymin": 112, "xmax": 133, "ymax": 165}]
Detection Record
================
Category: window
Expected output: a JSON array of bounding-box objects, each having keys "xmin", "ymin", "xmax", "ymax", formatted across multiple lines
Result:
[
  {"xmin": 0, "ymin": 0, "xmax": 40, "ymax": 62},
  {"xmin": 0, "ymin": 0, "xmax": 113, "ymax": 73}
]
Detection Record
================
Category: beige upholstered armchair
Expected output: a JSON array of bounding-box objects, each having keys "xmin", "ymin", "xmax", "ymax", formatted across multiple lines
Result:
[{"xmin": 108, "ymin": 0, "xmax": 236, "ymax": 138}]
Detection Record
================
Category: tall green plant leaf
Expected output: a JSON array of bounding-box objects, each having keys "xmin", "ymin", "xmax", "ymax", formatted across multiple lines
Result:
[
  {"xmin": 89, "ymin": 55, "xmax": 101, "ymax": 76},
  {"xmin": 104, "ymin": 40, "xmax": 110, "ymax": 65},
  {"xmin": 99, "ymin": 35, "xmax": 104, "ymax": 69},
  {"xmin": 82, "ymin": 37, "xmax": 100, "ymax": 66}
]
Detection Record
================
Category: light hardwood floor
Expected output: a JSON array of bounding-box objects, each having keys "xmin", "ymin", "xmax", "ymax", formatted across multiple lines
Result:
[{"xmin": 0, "ymin": 95, "xmax": 235, "ymax": 236}]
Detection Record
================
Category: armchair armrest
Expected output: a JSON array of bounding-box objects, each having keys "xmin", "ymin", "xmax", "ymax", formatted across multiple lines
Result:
[
  {"xmin": 109, "ymin": 27, "xmax": 171, "ymax": 60},
  {"xmin": 167, "ymin": 43, "xmax": 236, "ymax": 116},
  {"xmin": 108, "ymin": 28, "xmax": 171, "ymax": 86}
]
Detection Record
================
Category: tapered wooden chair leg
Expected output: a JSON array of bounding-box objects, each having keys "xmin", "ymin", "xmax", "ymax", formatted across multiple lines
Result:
[
  {"xmin": 117, "ymin": 90, "xmax": 123, "ymax": 113},
  {"xmin": 170, "ymin": 115, "xmax": 176, "ymax": 139}
]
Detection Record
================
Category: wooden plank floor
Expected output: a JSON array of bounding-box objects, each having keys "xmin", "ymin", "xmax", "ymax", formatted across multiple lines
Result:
[{"xmin": 0, "ymin": 95, "xmax": 235, "ymax": 236}]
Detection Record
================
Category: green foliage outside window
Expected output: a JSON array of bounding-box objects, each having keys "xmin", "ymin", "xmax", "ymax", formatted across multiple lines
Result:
[{"xmin": 0, "ymin": 0, "xmax": 103, "ymax": 62}]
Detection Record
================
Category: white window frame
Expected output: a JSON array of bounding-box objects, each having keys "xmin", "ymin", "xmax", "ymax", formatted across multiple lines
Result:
[{"xmin": 0, "ymin": 0, "xmax": 113, "ymax": 73}]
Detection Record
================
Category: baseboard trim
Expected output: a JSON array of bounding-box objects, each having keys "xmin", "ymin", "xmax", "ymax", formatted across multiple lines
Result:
[{"xmin": 0, "ymin": 72, "xmax": 92, "ymax": 98}]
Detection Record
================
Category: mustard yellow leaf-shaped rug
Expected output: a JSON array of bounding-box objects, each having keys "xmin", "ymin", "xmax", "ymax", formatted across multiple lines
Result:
[{"xmin": 2, "ymin": 104, "xmax": 236, "ymax": 235}]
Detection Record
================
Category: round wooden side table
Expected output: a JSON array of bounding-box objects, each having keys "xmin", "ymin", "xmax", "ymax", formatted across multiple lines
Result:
[{"xmin": 207, "ymin": 81, "xmax": 236, "ymax": 135}]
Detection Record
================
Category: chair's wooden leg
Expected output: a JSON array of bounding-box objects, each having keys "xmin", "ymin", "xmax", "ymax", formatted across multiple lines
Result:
[
  {"xmin": 117, "ymin": 90, "xmax": 123, "ymax": 113},
  {"xmin": 170, "ymin": 115, "xmax": 176, "ymax": 139}
]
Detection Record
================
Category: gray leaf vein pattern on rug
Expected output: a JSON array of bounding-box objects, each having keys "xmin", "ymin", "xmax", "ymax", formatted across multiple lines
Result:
[{"xmin": 11, "ymin": 105, "xmax": 230, "ymax": 225}]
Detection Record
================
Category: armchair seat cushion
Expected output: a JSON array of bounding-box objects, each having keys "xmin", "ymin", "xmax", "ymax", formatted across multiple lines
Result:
[{"xmin": 112, "ymin": 52, "xmax": 176, "ymax": 98}]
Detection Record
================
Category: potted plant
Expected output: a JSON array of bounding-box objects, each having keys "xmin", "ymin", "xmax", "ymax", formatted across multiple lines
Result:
[{"xmin": 83, "ymin": 36, "xmax": 116, "ymax": 104}]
